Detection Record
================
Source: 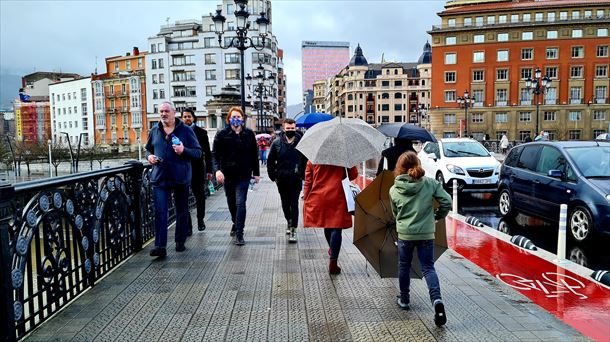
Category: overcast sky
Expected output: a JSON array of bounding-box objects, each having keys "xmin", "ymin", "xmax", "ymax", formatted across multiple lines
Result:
[{"xmin": 0, "ymin": 0, "xmax": 445, "ymax": 106}]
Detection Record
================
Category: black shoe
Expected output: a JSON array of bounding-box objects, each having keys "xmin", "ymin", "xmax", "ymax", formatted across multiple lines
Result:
[
  {"xmin": 176, "ymin": 242, "xmax": 186, "ymax": 252},
  {"xmin": 434, "ymin": 300, "xmax": 447, "ymax": 326},
  {"xmin": 234, "ymin": 235, "xmax": 245, "ymax": 246},
  {"xmin": 150, "ymin": 247, "xmax": 167, "ymax": 257},
  {"xmin": 396, "ymin": 297, "xmax": 410, "ymax": 310},
  {"xmin": 230, "ymin": 224, "xmax": 236, "ymax": 237},
  {"xmin": 198, "ymin": 220, "xmax": 206, "ymax": 231}
]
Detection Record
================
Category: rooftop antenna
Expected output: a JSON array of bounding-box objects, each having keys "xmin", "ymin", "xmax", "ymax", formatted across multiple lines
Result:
[
  {"xmin": 381, "ymin": 52, "xmax": 385, "ymax": 63},
  {"xmin": 94, "ymin": 56, "xmax": 98, "ymax": 75}
]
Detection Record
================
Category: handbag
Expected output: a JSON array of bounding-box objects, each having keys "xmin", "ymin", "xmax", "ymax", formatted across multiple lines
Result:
[{"xmin": 341, "ymin": 168, "xmax": 361, "ymax": 214}]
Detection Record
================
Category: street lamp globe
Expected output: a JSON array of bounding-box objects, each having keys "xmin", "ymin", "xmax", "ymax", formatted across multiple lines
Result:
[
  {"xmin": 256, "ymin": 12, "xmax": 269, "ymax": 36},
  {"xmin": 211, "ymin": 9, "xmax": 226, "ymax": 34},
  {"xmin": 234, "ymin": 4, "xmax": 250, "ymax": 29},
  {"xmin": 535, "ymin": 67, "xmax": 542, "ymax": 79}
]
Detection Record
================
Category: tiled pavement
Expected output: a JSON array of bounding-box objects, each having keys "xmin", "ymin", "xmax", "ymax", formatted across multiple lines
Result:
[{"xmin": 26, "ymin": 167, "xmax": 587, "ymax": 341}]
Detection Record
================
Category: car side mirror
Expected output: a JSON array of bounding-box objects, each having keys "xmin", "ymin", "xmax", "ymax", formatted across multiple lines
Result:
[
  {"xmin": 489, "ymin": 151, "xmax": 496, "ymax": 157},
  {"xmin": 548, "ymin": 169, "xmax": 563, "ymax": 179},
  {"xmin": 427, "ymin": 153, "xmax": 437, "ymax": 161}
]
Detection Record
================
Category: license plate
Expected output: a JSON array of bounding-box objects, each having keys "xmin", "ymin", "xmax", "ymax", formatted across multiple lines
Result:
[{"xmin": 473, "ymin": 179, "xmax": 493, "ymax": 184}]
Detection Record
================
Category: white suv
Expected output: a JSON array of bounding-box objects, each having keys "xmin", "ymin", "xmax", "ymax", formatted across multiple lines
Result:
[{"xmin": 418, "ymin": 138, "xmax": 501, "ymax": 193}]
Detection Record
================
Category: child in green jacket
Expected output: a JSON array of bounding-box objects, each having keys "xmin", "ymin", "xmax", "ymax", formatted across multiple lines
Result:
[{"xmin": 389, "ymin": 151, "xmax": 452, "ymax": 327}]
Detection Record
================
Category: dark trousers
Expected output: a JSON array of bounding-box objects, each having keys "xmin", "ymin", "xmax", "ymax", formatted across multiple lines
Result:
[
  {"xmin": 397, "ymin": 239, "xmax": 442, "ymax": 305},
  {"xmin": 224, "ymin": 178, "xmax": 250, "ymax": 236},
  {"xmin": 276, "ymin": 178, "xmax": 302, "ymax": 227},
  {"xmin": 153, "ymin": 184, "xmax": 189, "ymax": 248},
  {"xmin": 191, "ymin": 177, "xmax": 206, "ymax": 222},
  {"xmin": 324, "ymin": 228, "xmax": 343, "ymax": 260}
]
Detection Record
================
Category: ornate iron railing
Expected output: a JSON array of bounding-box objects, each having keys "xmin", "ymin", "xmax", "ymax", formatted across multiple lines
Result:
[{"xmin": 0, "ymin": 161, "xmax": 194, "ymax": 341}]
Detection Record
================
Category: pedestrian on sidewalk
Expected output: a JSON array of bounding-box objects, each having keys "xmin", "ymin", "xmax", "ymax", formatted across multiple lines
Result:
[
  {"xmin": 389, "ymin": 151, "xmax": 451, "ymax": 326},
  {"xmin": 212, "ymin": 106, "xmax": 260, "ymax": 246},
  {"xmin": 376, "ymin": 138, "xmax": 416, "ymax": 175},
  {"xmin": 303, "ymin": 161, "xmax": 358, "ymax": 274},
  {"xmin": 181, "ymin": 108, "xmax": 213, "ymax": 233},
  {"xmin": 500, "ymin": 134, "xmax": 509, "ymax": 155},
  {"xmin": 267, "ymin": 118, "xmax": 306, "ymax": 242},
  {"xmin": 146, "ymin": 102, "xmax": 202, "ymax": 257},
  {"xmin": 258, "ymin": 138, "xmax": 269, "ymax": 165}
]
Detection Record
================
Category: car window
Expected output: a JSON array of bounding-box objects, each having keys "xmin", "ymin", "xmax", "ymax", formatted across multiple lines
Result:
[
  {"xmin": 565, "ymin": 165, "xmax": 577, "ymax": 182},
  {"xmin": 425, "ymin": 143, "xmax": 439, "ymax": 156},
  {"xmin": 536, "ymin": 146, "xmax": 565, "ymax": 175},
  {"xmin": 517, "ymin": 145, "xmax": 542, "ymax": 171},
  {"xmin": 423, "ymin": 143, "xmax": 433, "ymax": 154},
  {"xmin": 442, "ymin": 141, "xmax": 489, "ymax": 158},
  {"xmin": 504, "ymin": 146, "xmax": 522, "ymax": 167},
  {"xmin": 565, "ymin": 146, "xmax": 610, "ymax": 178}
]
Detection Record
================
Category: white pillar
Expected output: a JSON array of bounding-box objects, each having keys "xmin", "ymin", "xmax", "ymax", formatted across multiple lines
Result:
[
  {"xmin": 452, "ymin": 179, "xmax": 458, "ymax": 215},
  {"xmin": 48, "ymin": 139, "xmax": 52, "ymax": 176},
  {"xmin": 556, "ymin": 204, "xmax": 568, "ymax": 262}
]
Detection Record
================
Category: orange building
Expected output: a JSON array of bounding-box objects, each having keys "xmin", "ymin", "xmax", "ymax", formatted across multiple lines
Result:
[
  {"xmin": 428, "ymin": 0, "xmax": 610, "ymax": 141},
  {"xmin": 92, "ymin": 47, "xmax": 148, "ymax": 150}
]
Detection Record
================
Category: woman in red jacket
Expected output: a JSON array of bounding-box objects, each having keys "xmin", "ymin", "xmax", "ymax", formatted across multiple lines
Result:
[{"xmin": 303, "ymin": 161, "xmax": 358, "ymax": 274}]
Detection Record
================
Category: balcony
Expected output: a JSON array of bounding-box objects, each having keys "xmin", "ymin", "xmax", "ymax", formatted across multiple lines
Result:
[
  {"xmin": 595, "ymin": 98, "xmax": 607, "ymax": 104},
  {"xmin": 495, "ymin": 101, "xmax": 508, "ymax": 107},
  {"xmin": 473, "ymin": 102, "xmax": 484, "ymax": 107},
  {"xmin": 520, "ymin": 100, "xmax": 532, "ymax": 106},
  {"xmin": 570, "ymin": 98, "xmax": 582, "ymax": 104},
  {"xmin": 545, "ymin": 99, "xmax": 557, "ymax": 105},
  {"xmin": 430, "ymin": 15, "xmax": 610, "ymax": 32}
]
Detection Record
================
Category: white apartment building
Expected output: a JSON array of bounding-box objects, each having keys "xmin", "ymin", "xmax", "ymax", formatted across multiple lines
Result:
[
  {"xmin": 146, "ymin": 0, "xmax": 280, "ymax": 132},
  {"xmin": 49, "ymin": 77, "xmax": 95, "ymax": 147}
]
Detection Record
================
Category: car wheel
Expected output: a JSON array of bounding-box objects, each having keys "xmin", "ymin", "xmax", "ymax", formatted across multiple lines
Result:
[
  {"xmin": 568, "ymin": 245, "xmax": 589, "ymax": 267},
  {"xmin": 498, "ymin": 189, "xmax": 516, "ymax": 218},
  {"xmin": 436, "ymin": 172, "xmax": 445, "ymax": 188},
  {"xmin": 569, "ymin": 206, "xmax": 593, "ymax": 242}
]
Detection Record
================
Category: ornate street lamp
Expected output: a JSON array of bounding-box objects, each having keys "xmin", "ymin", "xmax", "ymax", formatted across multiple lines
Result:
[
  {"xmin": 457, "ymin": 90, "xmax": 474, "ymax": 138},
  {"xmin": 211, "ymin": 1, "xmax": 270, "ymax": 113},
  {"xmin": 246, "ymin": 64, "xmax": 276, "ymax": 133},
  {"xmin": 526, "ymin": 67, "xmax": 551, "ymax": 135}
]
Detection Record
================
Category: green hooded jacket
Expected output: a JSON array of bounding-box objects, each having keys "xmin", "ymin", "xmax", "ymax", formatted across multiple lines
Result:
[{"xmin": 389, "ymin": 174, "xmax": 452, "ymax": 241}]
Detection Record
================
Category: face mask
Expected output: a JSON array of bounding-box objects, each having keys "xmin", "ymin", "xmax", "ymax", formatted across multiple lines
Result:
[
  {"xmin": 285, "ymin": 131, "xmax": 296, "ymax": 138},
  {"xmin": 230, "ymin": 117, "xmax": 243, "ymax": 127}
]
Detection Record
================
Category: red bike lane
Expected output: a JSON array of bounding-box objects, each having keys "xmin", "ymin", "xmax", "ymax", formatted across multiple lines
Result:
[{"xmin": 446, "ymin": 216, "xmax": 610, "ymax": 341}]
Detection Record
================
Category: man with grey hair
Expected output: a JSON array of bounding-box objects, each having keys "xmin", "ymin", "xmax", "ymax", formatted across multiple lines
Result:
[{"xmin": 146, "ymin": 101, "xmax": 201, "ymax": 257}]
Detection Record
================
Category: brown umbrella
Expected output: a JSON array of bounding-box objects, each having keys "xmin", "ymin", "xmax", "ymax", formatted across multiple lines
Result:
[{"xmin": 353, "ymin": 170, "xmax": 448, "ymax": 279}]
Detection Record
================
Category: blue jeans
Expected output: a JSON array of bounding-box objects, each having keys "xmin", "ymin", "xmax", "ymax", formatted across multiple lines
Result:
[
  {"xmin": 260, "ymin": 150, "xmax": 267, "ymax": 164},
  {"xmin": 324, "ymin": 228, "xmax": 342, "ymax": 260},
  {"xmin": 153, "ymin": 185, "xmax": 189, "ymax": 248},
  {"xmin": 223, "ymin": 178, "xmax": 250, "ymax": 236},
  {"xmin": 397, "ymin": 239, "xmax": 442, "ymax": 305}
]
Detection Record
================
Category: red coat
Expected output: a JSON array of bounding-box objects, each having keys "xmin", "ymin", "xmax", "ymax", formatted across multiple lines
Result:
[{"xmin": 303, "ymin": 162, "xmax": 358, "ymax": 229}]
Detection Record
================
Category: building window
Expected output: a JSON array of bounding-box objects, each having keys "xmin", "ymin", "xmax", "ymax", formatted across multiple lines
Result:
[
  {"xmin": 597, "ymin": 9, "xmax": 605, "ymax": 18},
  {"xmin": 151, "ymin": 59, "xmax": 157, "ymax": 69},
  {"xmin": 521, "ymin": 13, "xmax": 531, "ymax": 22},
  {"xmin": 381, "ymin": 104, "xmax": 389, "ymax": 111},
  {"xmin": 472, "ymin": 70, "xmax": 484, "ymax": 81},
  {"xmin": 444, "ymin": 90, "xmax": 456, "ymax": 102},
  {"xmin": 598, "ymin": 46, "xmax": 609, "ymax": 57},
  {"xmin": 568, "ymin": 130, "xmax": 581, "ymax": 140},
  {"xmin": 572, "ymin": 29, "xmax": 583, "ymax": 38},
  {"xmin": 473, "ymin": 51, "xmax": 485, "ymax": 63},
  {"xmin": 522, "ymin": 32, "xmax": 533, "ymax": 40},
  {"xmin": 225, "ymin": 69, "xmax": 240, "ymax": 80},
  {"xmin": 521, "ymin": 68, "xmax": 532, "ymax": 79},
  {"xmin": 543, "ymin": 111, "xmax": 556, "ymax": 121},
  {"xmin": 205, "ymin": 85, "xmax": 216, "ymax": 96},
  {"xmin": 519, "ymin": 112, "xmax": 532, "ymax": 122},
  {"xmin": 593, "ymin": 129, "xmax": 606, "ymax": 138},
  {"xmin": 511, "ymin": 14, "xmax": 519, "ymax": 23},
  {"xmin": 445, "ymin": 36, "xmax": 456, "ymax": 45},
  {"xmin": 498, "ymin": 33, "xmax": 509, "ymax": 42},
  {"xmin": 571, "ymin": 46, "xmax": 584, "ymax": 58},
  {"xmin": 547, "ymin": 30, "xmax": 558, "ymax": 39},
  {"xmin": 472, "ymin": 113, "xmax": 484, "ymax": 123},
  {"xmin": 114, "ymin": 61, "xmax": 119, "ymax": 71},
  {"xmin": 447, "ymin": 18, "xmax": 456, "ymax": 27},
  {"xmin": 487, "ymin": 15, "xmax": 495, "ymax": 24},
  {"xmin": 152, "ymin": 89, "xmax": 158, "ymax": 99},
  {"xmin": 496, "ymin": 89, "xmax": 508, "ymax": 105},
  {"xmin": 495, "ymin": 112, "xmax": 508, "ymax": 123},
  {"xmin": 570, "ymin": 87, "xmax": 582, "ymax": 103},
  {"xmin": 572, "ymin": 10, "xmax": 580, "ymax": 19},
  {"xmin": 394, "ymin": 104, "xmax": 402, "ymax": 111},
  {"xmin": 595, "ymin": 86, "xmax": 607, "ymax": 102},
  {"xmin": 445, "ymin": 71, "xmax": 456, "ymax": 83},
  {"xmin": 496, "ymin": 69, "xmax": 508, "ymax": 80},
  {"xmin": 547, "ymin": 12, "xmax": 555, "ymax": 22},
  {"xmin": 445, "ymin": 53, "xmax": 456, "ymax": 64},
  {"xmin": 570, "ymin": 66, "xmax": 583, "ymax": 78},
  {"xmin": 476, "ymin": 16, "xmax": 484, "ymax": 26},
  {"xmin": 546, "ymin": 48, "xmax": 559, "ymax": 59},
  {"xmin": 205, "ymin": 70, "xmax": 216, "ymax": 80},
  {"xmin": 472, "ymin": 89, "xmax": 484, "ymax": 105},
  {"xmin": 159, "ymin": 74, "xmax": 165, "ymax": 84},
  {"xmin": 225, "ymin": 53, "xmax": 240, "ymax": 64},
  {"xmin": 520, "ymin": 88, "xmax": 532, "ymax": 104},
  {"xmin": 598, "ymin": 28, "xmax": 609, "ymax": 37},
  {"xmin": 560, "ymin": 11, "xmax": 568, "ymax": 20},
  {"xmin": 593, "ymin": 110, "xmax": 606, "ymax": 120},
  {"xmin": 444, "ymin": 114, "xmax": 456, "ymax": 124},
  {"xmin": 521, "ymin": 48, "xmax": 533, "ymax": 60},
  {"xmin": 497, "ymin": 50, "xmax": 509, "ymax": 62},
  {"xmin": 545, "ymin": 67, "xmax": 558, "ymax": 78},
  {"xmin": 596, "ymin": 65, "xmax": 608, "ymax": 78},
  {"xmin": 204, "ymin": 53, "xmax": 216, "ymax": 64},
  {"xmin": 464, "ymin": 17, "xmax": 472, "ymax": 26},
  {"xmin": 545, "ymin": 88, "xmax": 557, "ymax": 104},
  {"xmin": 474, "ymin": 34, "xmax": 485, "ymax": 43}
]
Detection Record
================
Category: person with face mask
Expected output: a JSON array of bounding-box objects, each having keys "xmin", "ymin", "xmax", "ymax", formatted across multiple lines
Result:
[
  {"xmin": 212, "ymin": 107, "xmax": 260, "ymax": 246},
  {"xmin": 267, "ymin": 118, "xmax": 307, "ymax": 242}
]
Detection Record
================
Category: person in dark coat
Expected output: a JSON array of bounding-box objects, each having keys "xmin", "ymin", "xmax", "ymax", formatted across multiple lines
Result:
[
  {"xmin": 376, "ymin": 138, "xmax": 416, "ymax": 175},
  {"xmin": 212, "ymin": 106, "xmax": 260, "ymax": 246},
  {"xmin": 267, "ymin": 118, "xmax": 307, "ymax": 243},
  {"xmin": 146, "ymin": 102, "xmax": 202, "ymax": 257},
  {"xmin": 181, "ymin": 108, "xmax": 212, "ymax": 232}
]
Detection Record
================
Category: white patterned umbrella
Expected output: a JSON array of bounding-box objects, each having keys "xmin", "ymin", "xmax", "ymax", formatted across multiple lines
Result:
[{"xmin": 296, "ymin": 117, "xmax": 386, "ymax": 168}]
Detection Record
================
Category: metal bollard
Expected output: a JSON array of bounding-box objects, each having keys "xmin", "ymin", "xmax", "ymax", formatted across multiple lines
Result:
[
  {"xmin": 557, "ymin": 204, "xmax": 568, "ymax": 261},
  {"xmin": 452, "ymin": 179, "xmax": 458, "ymax": 214}
]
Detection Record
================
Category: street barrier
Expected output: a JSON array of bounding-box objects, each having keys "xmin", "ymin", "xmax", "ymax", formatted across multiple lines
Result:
[
  {"xmin": 510, "ymin": 235, "xmax": 538, "ymax": 251},
  {"xmin": 557, "ymin": 204, "xmax": 567, "ymax": 262},
  {"xmin": 465, "ymin": 216, "xmax": 485, "ymax": 227},
  {"xmin": 591, "ymin": 270, "xmax": 610, "ymax": 286}
]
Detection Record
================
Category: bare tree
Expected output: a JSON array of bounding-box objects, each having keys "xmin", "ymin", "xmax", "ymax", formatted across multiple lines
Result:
[
  {"xmin": 47, "ymin": 140, "xmax": 70, "ymax": 176},
  {"xmin": 91, "ymin": 145, "xmax": 111, "ymax": 169}
]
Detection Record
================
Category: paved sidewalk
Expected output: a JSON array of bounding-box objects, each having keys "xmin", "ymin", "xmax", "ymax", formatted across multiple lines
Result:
[{"xmin": 26, "ymin": 167, "xmax": 587, "ymax": 341}]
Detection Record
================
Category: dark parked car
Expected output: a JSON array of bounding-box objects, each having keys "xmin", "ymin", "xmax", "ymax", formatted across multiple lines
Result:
[{"xmin": 498, "ymin": 141, "xmax": 610, "ymax": 242}]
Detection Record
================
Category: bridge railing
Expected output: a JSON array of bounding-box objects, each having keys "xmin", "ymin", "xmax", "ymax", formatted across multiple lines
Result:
[{"xmin": 0, "ymin": 161, "xmax": 188, "ymax": 341}]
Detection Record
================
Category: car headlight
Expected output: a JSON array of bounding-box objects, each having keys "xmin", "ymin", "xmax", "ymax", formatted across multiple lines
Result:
[
  {"xmin": 494, "ymin": 164, "xmax": 501, "ymax": 175},
  {"xmin": 446, "ymin": 164, "xmax": 465, "ymax": 175},
  {"xmin": 606, "ymin": 194, "xmax": 610, "ymax": 203}
]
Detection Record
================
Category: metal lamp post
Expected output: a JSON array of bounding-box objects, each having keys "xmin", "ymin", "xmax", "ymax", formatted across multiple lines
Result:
[
  {"xmin": 526, "ymin": 67, "xmax": 551, "ymax": 135},
  {"xmin": 47, "ymin": 139, "xmax": 52, "ymax": 176},
  {"xmin": 457, "ymin": 90, "xmax": 474, "ymax": 138},
  {"xmin": 211, "ymin": 0, "xmax": 270, "ymax": 113},
  {"xmin": 60, "ymin": 132, "xmax": 75, "ymax": 173},
  {"xmin": 246, "ymin": 64, "xmax": 276, "ymax": 133}
]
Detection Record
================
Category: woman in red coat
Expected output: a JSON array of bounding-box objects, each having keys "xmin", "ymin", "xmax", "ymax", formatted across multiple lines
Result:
[{"xmin": 303, "ymin": 161, "xmax": 358, "ymax": 274}]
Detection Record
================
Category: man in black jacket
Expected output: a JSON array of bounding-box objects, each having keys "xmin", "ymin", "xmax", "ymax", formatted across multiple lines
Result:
[
  {"xmin": 376, "ymin": 138, "xmax": 416, "ymax": 175},
  {"xmin": 212, "ymin": 107, "xmax": 260, "ymax": 246},
  {"xmin": 146, "ymin": 102, "xmax": 202, "ymax": 257},
  {"xmin": 267, "ymin": 118, "xmax": 306, "ymax": 242},
  {"xmin": 181, "ymin": 108, "xmax": 212, "ymax": 232}
]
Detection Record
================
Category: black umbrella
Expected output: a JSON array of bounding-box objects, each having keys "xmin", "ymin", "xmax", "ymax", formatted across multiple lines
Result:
[{"xmin": 378, "ymin": 123, "xmax": 437, "ymax": 143}]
